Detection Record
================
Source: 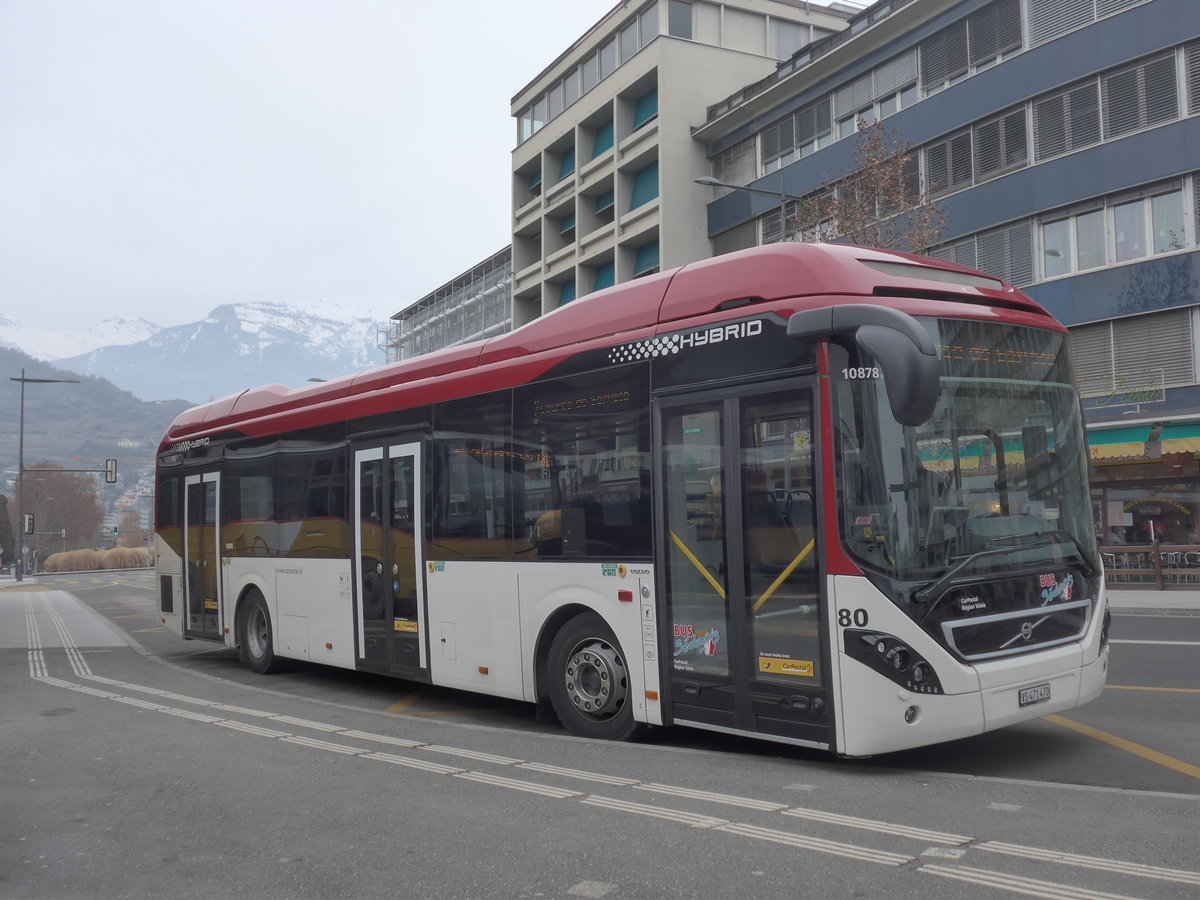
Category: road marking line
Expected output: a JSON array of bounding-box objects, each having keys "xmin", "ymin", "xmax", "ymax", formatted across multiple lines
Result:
[
  {"xmin": 781, "ymin": 806, "xmax": 972, "ymax": 845},
  {"xmin": 717, "ymin": 822, "xmax": 911, "ymax": 866},
  {"xmin": 517, "ymin": 762, "xmax": 639, "ymax": 787},
  {"xmin": 636, "ymin": 783, "xmax": 785, "ymax": 811},
  {"xmin": 157, "ymin": 707, "xmax": 222, "ymax": 724},
  {"xmin": 269, "ymin": 714, "xmax": 344, "ymax": 733},
  {"xmin": 920, "ymin": 863, "xmax": 1143, "ymax": 899},
  {"xmin": 425, "ymin": 745, "xmax": 521, "ymax": 766},
  {"xmin": 211, "ymin": 703, "xmax": 276, "ymax": 718},
  {"xmin": 281, "ymin": 735, "xmax": 364, "ymax": 755},
  {"xmin": 456, "ymin": 771, "xmax": 581, "ymax": 799},
  {"xmin": 133, "ymin": 627, "xmax": 167, "ymax": 633},
  {"xmin": 360, "ymin": 751, "xmax": 461, "ymax": 775},
  {"xmin": 385, "ymin": 690, "xmax": 426, "ymax": 713},
  {"xmin": 1110, "ymin": 639, "xmax": 1200, "ymax": 646},
  {"xmin": 111, "ymin": 696, "xmax": 164, "ymax": 711},
  {"xmin": 583, "ymin": 795, "xmax": 727, "ymax": 829},
  {"xmin": 1105, "ymin": 684, "xmax": 1200, "ymax": 694},
  {"xmin": 1043, "ymin": 714, "xmax": 1200, "ymax": 780},
  {"xmin": 337, "ymin": 729, "xmax": 424, "ymax": 749},
  {"xmin": 215, "ymin": 720, "xmax": 289, "ymax": 739},
  {"xmin": 978, "ymin": 841, "xmax": 1200, "ymax": 885}
]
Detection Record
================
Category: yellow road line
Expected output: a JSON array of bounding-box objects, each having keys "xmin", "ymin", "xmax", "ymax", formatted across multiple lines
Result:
[
  {"xmin": 385, "ymin": 689, "xmax": 426, "ymax": 714},
  {"xmin": 1106, "ymin": 684, "xmax": 1200, "ymax": 694},
  {"xmin": 1043, "ymin": 714, "xmax": 1200, "ymax": 779},
  {"xmin": 405, "ymin": 709, "xmax": 490, "ymax": 717}
]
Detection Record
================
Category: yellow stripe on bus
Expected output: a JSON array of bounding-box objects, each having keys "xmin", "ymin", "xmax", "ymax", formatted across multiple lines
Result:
[
  {"xmin": 668, "ymin": 531, "xmax": 725, "ymax": 600},
  {"xmin": 753, "ymin": 539, "xmax": 816, "ymax": 612}
]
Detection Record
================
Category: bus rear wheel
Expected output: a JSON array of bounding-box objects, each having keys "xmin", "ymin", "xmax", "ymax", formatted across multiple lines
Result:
[
  {"xmin": 238, "ymin": 590, "xmax": 285, "ymax": 674},
  {"xmin": 547, "ymin": 613, "xmax": 644, "ymax": 741}
]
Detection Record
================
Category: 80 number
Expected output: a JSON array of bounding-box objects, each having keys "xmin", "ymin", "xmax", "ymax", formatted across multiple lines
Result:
[{"xmin": 838, "ymin": 608, "xmax": 870, "ymax": 628}]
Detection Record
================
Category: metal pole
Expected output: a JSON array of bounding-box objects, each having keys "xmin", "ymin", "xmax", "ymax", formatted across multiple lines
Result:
[{"xmin": 15, "ymin": 369, "xmax": 25, "ymax": 581}]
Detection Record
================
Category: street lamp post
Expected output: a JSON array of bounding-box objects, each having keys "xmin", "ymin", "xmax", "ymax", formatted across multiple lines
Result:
[
  {"xmin": 10, "ymin": 369, "xmax": 78, "ymax": 580},
  {"xmin": 694, "ymin": 175, "xmax": 805, "ymax": 241}
]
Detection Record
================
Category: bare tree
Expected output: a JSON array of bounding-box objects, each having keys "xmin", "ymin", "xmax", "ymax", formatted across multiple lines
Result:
[
  {"xmin": 21, "ymin": 463, "xmax": 105, "ymax": 565},
  {"xmin": 790, "ymin": 119, "xmax": 947, "ymax": 253},
  {"xmin": 116, "ymin": 507, "xmax": 147, "ymax": 548}
]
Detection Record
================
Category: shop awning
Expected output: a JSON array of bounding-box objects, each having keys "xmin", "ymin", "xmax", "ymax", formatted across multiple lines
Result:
[
  {"xmin": 1159, "ymin": 422, "xmax": 1200, "ymax": 454},
  {"xmin": 1088, "ymin": 425, "xmax": 1150, "ymax": 461}
]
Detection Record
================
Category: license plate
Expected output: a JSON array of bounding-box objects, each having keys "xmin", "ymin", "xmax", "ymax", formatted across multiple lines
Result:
[{"xmin": 1019, "ymin": 682, "xmax": 1052, "ymax": 707}]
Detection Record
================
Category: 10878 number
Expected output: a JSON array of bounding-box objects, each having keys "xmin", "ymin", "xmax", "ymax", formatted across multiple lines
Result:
[{"xmin": 842, "ymin": 366, "xmax": 880, "ymax": 379}]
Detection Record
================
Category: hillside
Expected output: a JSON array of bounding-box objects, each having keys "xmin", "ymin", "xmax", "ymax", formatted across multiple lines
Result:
[{"xmin": 0, "ymin": 347, "xmax": 190, "ymax": 498}]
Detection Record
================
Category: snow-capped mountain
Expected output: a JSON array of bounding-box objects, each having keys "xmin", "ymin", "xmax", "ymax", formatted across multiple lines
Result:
[
  {"xmin": 41, "ymin": 301, "xmax": 386, "ymax": 403},
  {"xmin": 0, "ymin": 314, "xmax": 161, "ymax": 361}
]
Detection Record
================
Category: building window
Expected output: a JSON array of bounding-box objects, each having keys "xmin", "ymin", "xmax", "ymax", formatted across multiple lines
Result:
[
  {"xmin": 563, "ymin": 67, "xmax": 580, "ymax": 108},
  {"xmin": 973, "ymin": 107, "xmax": 1027, "ymax": 181},
  {"xmin": 1102, "ymin": 53, "xmax": 1178, "ymax": 140},
  {"xmin": 924, "ymin": 130, "xmax": 972, "ymax": 195},
  {"xmin": 668, "ymin": 0, "xmax": 692, "ymax": 39},
  {"xmin": 1034, "ymin": 82, "xmax": 1100, "ymax": 161},
  {"xmin": 599, "ymin": 38, "xmax": 618, "ymax": 81},
  {"xmin": 557, "ymin": 148, "xmax": 575, "ymax": 182},
  {"xmin": 592, "ymin": 121, "xmax": 614, "ymax": 159},
  {"xmin": 633, "ymin": 88, "xmax": 658, "ymax": 130},
  {"xmin": 620, "ymin": 19, "xmax": 640, "ymax": 64},
  {"xmin": 630, "ymin": 161, "xmax": 659, "ymax": 210},
  {"xmin": 1042, "ymin": 218, "xmax": 1072, "ymax": 278},
  {"xmin": 1038, "ymin": 186, "xmax": 1188, "ymax": 278},
  {"xmin": 559, "ymin": 279, "xmax": 576, "ymax": 305},
  {"xmin": 772, "ymin": 19, "xmax": 805, "ymax": 60},
  {"xmin": 633, "ymin": 241, "xmax": 660, "ymax": 276},
  {"xmin": 593, "ymin": 261, "xmax": 616, "ymax": 290},
  {"xmin": 1075, "ymin": 209, "xmax": 1106, "ymax": 271},
  {"xmin": 582, "ymin": 52, "xmax": 599, "ymax": 93},
  {"xmin": 594, "ymin": 189, "xmax": 616, "ymax": 225}
]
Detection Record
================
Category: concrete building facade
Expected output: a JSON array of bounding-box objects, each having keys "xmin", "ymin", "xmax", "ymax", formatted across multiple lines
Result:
[{"xmin": 508, "ymin": 0, "xmax": 856, "ymax": 327}]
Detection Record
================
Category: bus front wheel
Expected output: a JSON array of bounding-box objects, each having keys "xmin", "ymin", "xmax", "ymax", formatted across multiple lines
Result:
[
  {"xmin": 238, "ymin": 590, "xmax": 285, "ymax": 674},
  {"xmin": 547, "ymin": 613, "xmax": 644, "ymax": 741}
]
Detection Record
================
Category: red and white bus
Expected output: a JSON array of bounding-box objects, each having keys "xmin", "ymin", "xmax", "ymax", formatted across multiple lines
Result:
[{"xmin": 154, "ymin": 242, "xmax": 1108, "ymax": 756}]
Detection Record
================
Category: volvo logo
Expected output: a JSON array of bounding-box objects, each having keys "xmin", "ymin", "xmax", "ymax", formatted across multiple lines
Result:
[{"xmin": 1000, "ymin": 614, "xmax": 1051, "ymax": 649}]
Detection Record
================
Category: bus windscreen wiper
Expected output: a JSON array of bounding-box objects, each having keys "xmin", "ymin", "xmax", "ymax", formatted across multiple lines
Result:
[{"xmin": 914, "ymin": 531, "xmax": 1095, "ymax": 607}]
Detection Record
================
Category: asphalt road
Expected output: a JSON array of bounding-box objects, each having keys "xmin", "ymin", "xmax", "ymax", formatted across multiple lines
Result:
[{"xmin": 2, "ymin": 573, "xmax": 1197, "ymax": 899}]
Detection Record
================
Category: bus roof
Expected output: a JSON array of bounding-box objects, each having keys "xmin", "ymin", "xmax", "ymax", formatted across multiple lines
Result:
[{"xmin": 161, "ymin": 242, "xmax": 1054, "ymax": 448}]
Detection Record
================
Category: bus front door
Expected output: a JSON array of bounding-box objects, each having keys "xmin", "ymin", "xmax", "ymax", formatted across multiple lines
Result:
[
  {"xmin": 657, "ymin": 385, "xmax": 831, "ymax": 748},
  {"xmin": 353, "ymin": 442, "xmax": 426, "ymax": 678},
  {"xmin": 183, "ymin": 472, "xmax": 222, "ymax": 640}
]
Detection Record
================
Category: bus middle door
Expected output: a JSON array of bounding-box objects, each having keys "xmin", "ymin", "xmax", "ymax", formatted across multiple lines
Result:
[
  {"xmin": 353, "ymin": 441, "xmax": 427, "ymax": 678},
  {"xmin": 657, "ymin": 384, "xmax": 832, "ymax": 747}
]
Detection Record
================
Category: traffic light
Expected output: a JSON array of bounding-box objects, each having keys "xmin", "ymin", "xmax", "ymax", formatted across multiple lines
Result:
[
  {"xmin": 23, "ymin": 514, "xmax": 34, "ymax": 535},
  {"xmin": 105, "ymin": 458, "xmax": 118, "ymax": 484},
  {"xmin": 112, "ymin": 526, "xmax": 118, "ymax": 538}
]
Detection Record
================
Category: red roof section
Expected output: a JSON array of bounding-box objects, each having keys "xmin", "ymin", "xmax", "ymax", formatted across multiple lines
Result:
[{"xmin": 161, "ymin": 243, "xmax": 1053, "ymax": 449}]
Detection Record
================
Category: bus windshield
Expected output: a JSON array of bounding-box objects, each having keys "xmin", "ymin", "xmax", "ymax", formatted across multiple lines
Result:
[{"xmin": 836, "ymin": 318, "xmax": 1097, "ymax": 586}]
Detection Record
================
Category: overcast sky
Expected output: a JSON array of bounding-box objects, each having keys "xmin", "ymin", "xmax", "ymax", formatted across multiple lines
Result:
[{"xmin": 0, "ymin": 0, "xmax": 617, "ymax": 330}]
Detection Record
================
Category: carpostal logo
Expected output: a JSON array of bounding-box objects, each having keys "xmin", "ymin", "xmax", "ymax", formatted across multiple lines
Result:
[{"xmin": 608, "ymin": 319, "xmax": 764, "ymax": 364}]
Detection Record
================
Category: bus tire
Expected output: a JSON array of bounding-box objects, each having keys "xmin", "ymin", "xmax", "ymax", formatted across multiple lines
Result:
[
  {"xmin": 547, "ymin": 612, "xmax": 644, "ymax": 741},
  {"xmin": 238, "ymin": 590, "xmax": 285, "ymax": 674}
]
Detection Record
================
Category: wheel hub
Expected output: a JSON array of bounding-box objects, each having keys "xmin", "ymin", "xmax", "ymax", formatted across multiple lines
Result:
[{"xmin": 564, "ymin": 639, "xmax": 627, "ymax": 719}]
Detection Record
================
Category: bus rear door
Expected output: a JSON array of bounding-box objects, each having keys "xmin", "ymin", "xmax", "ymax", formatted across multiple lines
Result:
[
  {"xmin": 353, "ymin": 441, "xmax": 427, "ymax": 678},
  {"xmin": 656, "ymin": 383, "xmax": 832, "ymax": 748},
  {"xmin": 183, "ymin": 471, "xmax": 222, "ymax": 640}
]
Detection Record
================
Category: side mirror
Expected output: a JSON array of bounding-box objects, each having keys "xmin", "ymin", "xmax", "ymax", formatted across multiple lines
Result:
[{"xmin": 787, "ymin": 305, "xmax": 940, "ymax": 427}]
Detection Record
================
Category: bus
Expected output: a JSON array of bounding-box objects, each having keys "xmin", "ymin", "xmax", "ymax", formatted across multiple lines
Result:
[{"xmin": 153, "ymin": 242, "xmax": 1109, "ymax": 757}]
